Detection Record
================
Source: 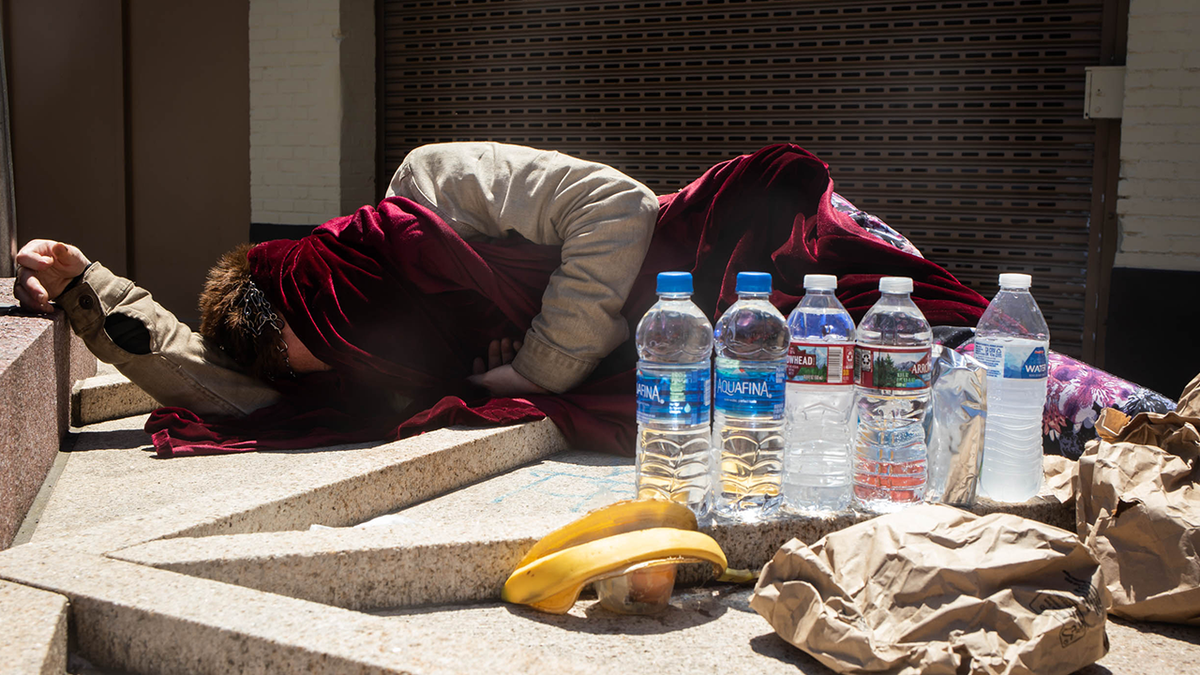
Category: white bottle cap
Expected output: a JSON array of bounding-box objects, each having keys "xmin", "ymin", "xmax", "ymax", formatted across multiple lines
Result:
[
  {"xmin": 879, "ymin": 276, "xmax": 912, "ymax": 294},
  {"xmin": 998, "ymin": 273, "xmax": 1032, "ymax": 289},
  {"xmin": 803, "ymin": 274, "xmax": 837, "ymax": 290}
]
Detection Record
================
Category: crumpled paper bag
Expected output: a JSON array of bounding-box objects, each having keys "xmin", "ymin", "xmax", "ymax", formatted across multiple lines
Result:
[
  {"xmin": 1042, "ymin": 455, "xmax": 1077, "ymax": 505},
  {"xmin": 1176, "ymin": 371, "xmax": 1200, "ymax": 417},
  {"xmin": 750, "ymin": 504, "xmax": 1109, "ymax": 675},
  {"xmin": 1076, "ymin": 404, "xmax": 1200, "ymax": 625}
]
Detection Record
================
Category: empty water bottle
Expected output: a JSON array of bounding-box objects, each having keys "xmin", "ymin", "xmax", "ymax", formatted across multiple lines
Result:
[
  {"xmin": 852, "ymin": 276, "xmax": 933, "ymax": 513},
  {"xmin": 712, "ymin": 272, "xmax": 789, "ymax": 522},
  {"xmin": 783, "ymin": 274, "xmax": 856, "ymax": 513},
  {"xmin": 635, "ymin": 272, "xmax": 714, "ymax": 518},
  {"xmin": 975, "ymin": 273, "xmax": 1050, "ymax": 503}
]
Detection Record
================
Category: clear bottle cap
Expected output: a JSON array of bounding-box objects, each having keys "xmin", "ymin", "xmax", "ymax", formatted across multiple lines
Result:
[
  {"xmin": 998, "ymin": 273, "xmax": 1032, "ymax": 289},
  {"xmin": 656, "ymin": 271, "xmax": 693, "ymax": 294},
  {"xmin": 879, "ymin": 276, "xmax": 913, "ymax": 294},
  {"xmin": 803, "ymin": 274, "xmax": 837, "ymax": 291},
  {"xmin": 736, "ymin": 271, "xmax": 772, "ymax": 294}
]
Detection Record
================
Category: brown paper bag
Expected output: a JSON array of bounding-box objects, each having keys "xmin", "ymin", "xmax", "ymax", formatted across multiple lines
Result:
[
  {"xmin": 1076, "ymin": 407, "xmax": 1200, "ymax": 625},
  {"xmin": 750, "ymin": 504, "xmax": 1109, "ymax": 675},
  {"xmin": 1176, "ymin": 371, "xmax": 1200, "ymax": 417},
  {"xmin": 1043, "ymin": 455, "xmax": 1078, "ymax": 505}
]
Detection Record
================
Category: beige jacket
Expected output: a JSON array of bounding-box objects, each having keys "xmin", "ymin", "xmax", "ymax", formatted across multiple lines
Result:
[
  {"xmin": 60, "ymin": 142, "xmax": 658, "ymax": 414},
  {"xmin": 387, "ymin": 142, "xmax": 657, "ymax": 392}
]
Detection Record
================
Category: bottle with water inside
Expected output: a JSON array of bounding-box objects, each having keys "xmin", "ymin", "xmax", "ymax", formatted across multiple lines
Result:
[
  {"xmin": 975, "ymin": 273, "xmax": 1050, "ymax": 503},
  {"xmin": 711, "ymin": 271, "xmax": 789, "ymax": 522},
  {"xmin": 852, "ymin": 276, "xmax": 932, "ymax": 512},
  {"xmin": 635, "ymin": 272, "xmax": 714, "ymax": 518},
  {"xmin": 783, "ymin": 274, "xmax": 856, "ymax": 513}
]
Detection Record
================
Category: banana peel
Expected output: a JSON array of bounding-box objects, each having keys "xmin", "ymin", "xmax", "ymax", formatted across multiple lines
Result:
[
  {"xmin": 501, "ymin": 500, "xmax": 729, "ymax": 614},
  {"xmin": 514, "ymin": 498, "xmax": 699, "ymax": 568}
]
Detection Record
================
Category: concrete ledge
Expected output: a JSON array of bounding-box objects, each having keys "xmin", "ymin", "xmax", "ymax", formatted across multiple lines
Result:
[
  {"xmin": 41, "ymin": 419, "xmax": 568, "ymax": 556},
  {"xmin": 0, "ymin": 578, "xmax": 68, "ymax": 675},
  {"xmin": 112, "ymin": 524, "xmax": 539, "ymax": 610},
  {"xmin": 0, "ymin": 281, "xmax": 96, "ymax": 550},
  {"xmin": 108, "ymin": 494, "xmax": 1076, "ymax": 611},
  {"xmin": 72, "ymin": 364, "xmax": 158, "ymax": 427},
  {"xmin": 1, "ymin": 411, "xmax": 1194, "ymax": 673},
  {"xmin": 0, "ymin": 544, "xmax": 586, "ymax": 675}
]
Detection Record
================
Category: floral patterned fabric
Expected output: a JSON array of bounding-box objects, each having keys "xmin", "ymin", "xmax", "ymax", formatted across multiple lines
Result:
[
  {"xmin": 831, "ymin": 192, "xmax": 925, "ymax": 258},
  {"xmin": 957, "ymin": 342, "xmax": 1176, "ymax": 460}
]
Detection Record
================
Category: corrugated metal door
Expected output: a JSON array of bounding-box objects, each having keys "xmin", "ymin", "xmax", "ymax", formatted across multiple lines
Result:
[{"xmin": 379, "ymin": 0, "xmax": 1123, "ymax": 359}]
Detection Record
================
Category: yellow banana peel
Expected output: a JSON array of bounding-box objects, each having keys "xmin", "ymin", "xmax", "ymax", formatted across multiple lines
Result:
[
  {"xmin": 501, "ymin": 527, "xmax": 727, "ymax": 611},
  {"xmin": 515, "ymin": 498, "xmax": 698, "ymax": 569},
  {"xmin": 716, "ymin": 567, "xmax": 759, "ymax": 584},
  {"xmin": 502, "ymin": 500, "xmax": 729, "ymax": 615}
]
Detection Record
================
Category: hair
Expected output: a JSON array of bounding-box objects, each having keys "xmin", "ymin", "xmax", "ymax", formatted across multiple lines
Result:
[{"xmin": 198, "ymin": 244, "xmax": 292, "ymax": 380}]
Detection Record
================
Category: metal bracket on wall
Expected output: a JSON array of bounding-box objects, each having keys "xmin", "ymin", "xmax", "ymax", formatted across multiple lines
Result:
[{"xmin": 1085, "ymin": 67, "xmax": 1126, "ymax": 120}]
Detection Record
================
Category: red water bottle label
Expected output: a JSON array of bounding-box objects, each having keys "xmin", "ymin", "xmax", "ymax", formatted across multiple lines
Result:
[
  {"xmin": 786, "ymin": 341, "xmax": 854, "ymax": 385},
  {"xmin": 853, "ymin": 345, "xmax": 932, "ymax": 391}
]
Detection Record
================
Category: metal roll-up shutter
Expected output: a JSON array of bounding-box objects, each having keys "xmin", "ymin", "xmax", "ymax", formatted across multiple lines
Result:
[{"xmin": 379, "ymin": 0, "xmax": 1119, "ymax": 358}]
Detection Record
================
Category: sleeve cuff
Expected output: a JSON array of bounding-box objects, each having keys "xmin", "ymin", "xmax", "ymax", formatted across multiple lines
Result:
[
  {"xmin": 511, "ymin": 332, "xmax": 599, "ymax": 394},
  {"xmin": 55, "ymin": 263, "xmax": 117, "ymax": 335}
]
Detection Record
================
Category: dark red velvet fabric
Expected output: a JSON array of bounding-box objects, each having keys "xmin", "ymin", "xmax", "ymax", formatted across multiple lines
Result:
[{"xmin": 147, "ymin": 144, "xmax": 988, "ymax": 458}]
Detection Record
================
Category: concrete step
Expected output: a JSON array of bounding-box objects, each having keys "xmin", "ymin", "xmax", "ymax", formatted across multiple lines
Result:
[
  {"xmin": 0, "ymin": 579, "xmax": 67, "ymax": 674},
  {"xmin": 71, "ymin": 362, "xmax": 158, "ymax": 427},
  {"xmin": 3, "ymin": 408, "xmax": 1195, "ymax": 674}
]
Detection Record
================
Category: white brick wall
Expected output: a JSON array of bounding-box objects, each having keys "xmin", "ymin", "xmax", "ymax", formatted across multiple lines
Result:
[
  {"xmin": 1116, "ymin": 0, "xmax": 1200, "ymax": 271},
  {"xmin": 249, "ymin": 0, "xmax": 374, "ymax": 225}
]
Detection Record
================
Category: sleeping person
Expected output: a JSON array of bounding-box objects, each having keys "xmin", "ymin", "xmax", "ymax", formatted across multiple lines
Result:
[{"xmin": 13, "ymin": 142, "xmax": 989, "ymax": 457}]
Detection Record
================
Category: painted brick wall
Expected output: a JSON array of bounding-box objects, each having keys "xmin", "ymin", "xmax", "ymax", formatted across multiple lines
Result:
[
  {"xmin": 249, "ymin": 0, "xmax": 374, "ymax": 226},
  {"xmin": 1116, "ymin": 0, "xmax": 1200, "ymax": 272}
]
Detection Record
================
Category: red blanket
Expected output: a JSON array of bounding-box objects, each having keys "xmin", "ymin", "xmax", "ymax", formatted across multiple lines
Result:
[{"xmin": 147, "ymin": 144, "xmax": 987, "ymax": 457}]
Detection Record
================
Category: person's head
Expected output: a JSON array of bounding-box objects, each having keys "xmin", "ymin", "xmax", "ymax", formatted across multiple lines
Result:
[{"xmin": 198, "ymin": 244, "xmax": 293, "ymax": 380}]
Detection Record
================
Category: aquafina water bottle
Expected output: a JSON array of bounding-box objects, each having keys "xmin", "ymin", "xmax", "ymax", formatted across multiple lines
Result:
[
  {"xmin": 975, "ymin": 273, "xmax": 1050, "ymax": 503},
  {"xmin": 635, "ymin": 272, "xmax": 714, "ymax": 518},
  {"xmin": 783, "ymin": 274, "xmax": 856, "ymax": 513},
  {"xmin": 711, "ymin": 271, "xmax": 789, "ymax": 522}
]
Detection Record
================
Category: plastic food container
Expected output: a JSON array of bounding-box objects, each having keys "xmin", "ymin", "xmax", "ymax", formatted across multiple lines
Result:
[{"xmin": 592, "ymin": 561, "xmax": 678, "ymax": 614}]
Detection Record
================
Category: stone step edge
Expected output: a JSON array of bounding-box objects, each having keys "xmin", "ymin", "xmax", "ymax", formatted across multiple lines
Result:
[
  {"xmin": 0, "ymin": 579, "xmax": 68, "ymax": 675},
  {"xmin": 71, "ymin": 366, "xmax": 159, "ymax": 427}
]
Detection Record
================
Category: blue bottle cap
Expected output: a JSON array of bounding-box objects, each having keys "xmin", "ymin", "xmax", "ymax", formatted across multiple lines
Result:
[
  {"xmin": 736, "ymin": 271, "xmax": 772, "ymax": 294},
  {"xmin": 656, "ymin": 271, "xmax": 693, "ymax": 294}
]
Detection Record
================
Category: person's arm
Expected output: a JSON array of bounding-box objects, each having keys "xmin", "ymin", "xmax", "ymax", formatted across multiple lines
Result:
[
  {"xmin": 15, "ymin": 240, "xmax": 280, "ymax": 416},
  {"xmin": 386, "ymin": 142, "xmax": 658, "ymax": 394}
]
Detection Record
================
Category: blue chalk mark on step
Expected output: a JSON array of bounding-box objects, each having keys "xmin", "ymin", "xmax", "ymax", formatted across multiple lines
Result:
[{"xmin": 489, "ymin": 465, "xmax": 636, "ymax": 513}]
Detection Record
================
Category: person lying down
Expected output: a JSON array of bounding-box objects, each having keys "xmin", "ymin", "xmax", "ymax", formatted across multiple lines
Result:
[{"xmin": 13, "ymin": 141, "xmax": 989, "ymax": 457}]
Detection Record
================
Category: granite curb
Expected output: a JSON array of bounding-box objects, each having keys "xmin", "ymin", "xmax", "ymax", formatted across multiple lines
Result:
[{"xmin": 0, "ymin": 281, "xmax": 96, "ymax": 550}]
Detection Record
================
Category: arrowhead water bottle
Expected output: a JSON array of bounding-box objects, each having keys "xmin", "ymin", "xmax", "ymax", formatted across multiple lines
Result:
[
  {"xmin": 852, "ymin": 276, "xmax": 933, "ymax": 513},
  {"xmin": 975, "ymin": 273, "xmax": 1050, "ymax": 502},
  {"xmin": 635, "ymin": 272, "xmax": 714, "ymax": 518},
  {"xmin": 783, "ymin": 274, "xmax": 856, "ymax": 513},
  {"xmin": 712, "ymin": 271, "xmax": 789, "ymax": 522}
]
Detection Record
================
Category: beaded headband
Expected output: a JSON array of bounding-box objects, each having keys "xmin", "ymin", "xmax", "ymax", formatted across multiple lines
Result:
[
  {"xmin": 240, "ymin": 280, "xmax": 283, "ymax": 338},
  {"xmin": 239, "ymin": 280, "xmax": 293, "ymax": 378}
]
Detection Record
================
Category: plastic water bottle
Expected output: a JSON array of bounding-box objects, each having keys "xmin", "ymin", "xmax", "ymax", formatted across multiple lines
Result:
[
  {"xmin": 974, "ymin": 273, "xmax": 1050, "ymax": 502},
  {"xmin": 711, "ymin": 272, "xmax": 789, "ymax": 522},
  {"xmin": 783, "ymin": 274, "xmax": 856, "ymax": 513},
  {"xmin": 852, "ymin": 276, "xmax": 933, "ymax": 513},
  {"xmin": 635, "ymin": 272, "xmax": 714, "ymax": 518}
]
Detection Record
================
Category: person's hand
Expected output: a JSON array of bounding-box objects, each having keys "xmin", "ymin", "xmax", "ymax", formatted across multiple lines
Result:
[
  {"xmin": 13, "ymin": 240, "xmax": 91, "ymax": 313},
  {"xmin": 468, "ymin": 338, "xmax": 550, "ymax": 397}
]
